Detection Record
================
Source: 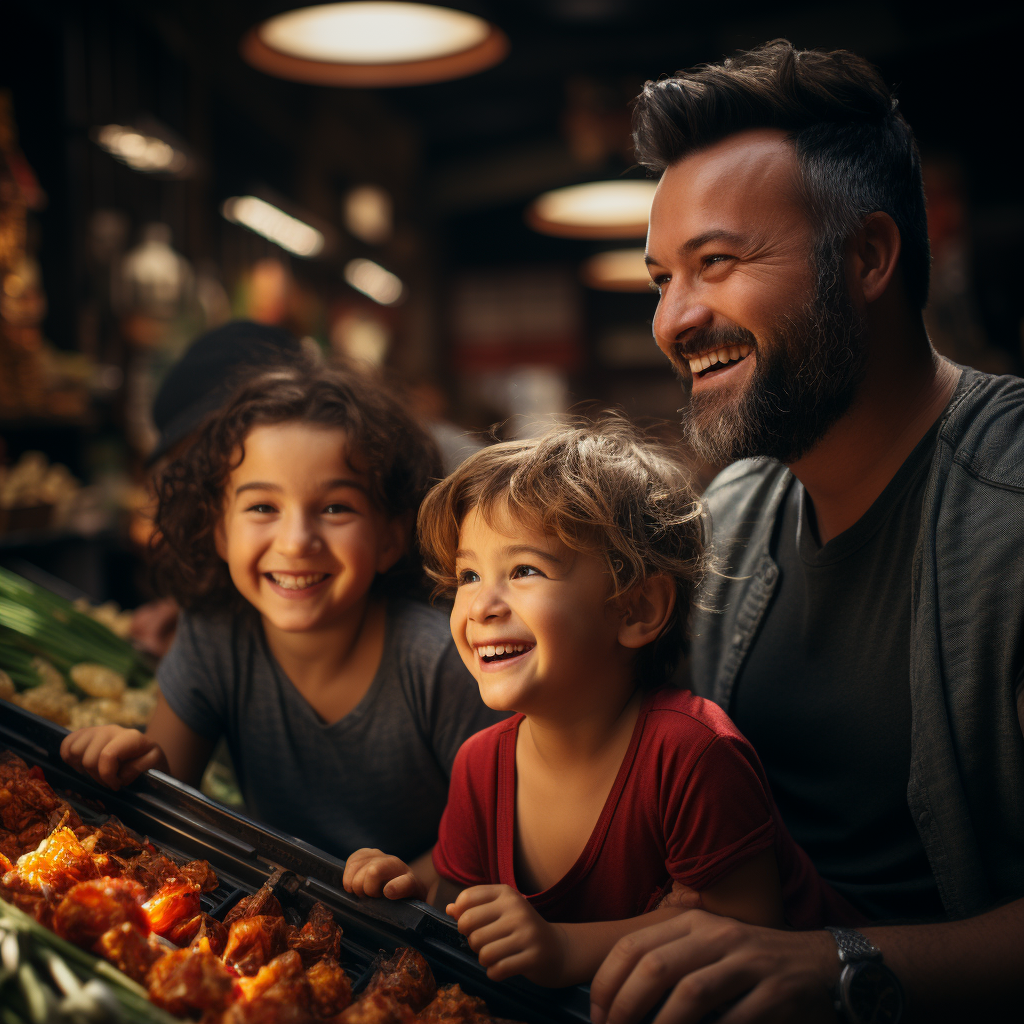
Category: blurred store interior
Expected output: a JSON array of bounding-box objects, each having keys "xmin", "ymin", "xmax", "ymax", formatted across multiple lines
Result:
[{"xmin": 2, "ymin": 0, "xmax": 1023, "ymax": 608}]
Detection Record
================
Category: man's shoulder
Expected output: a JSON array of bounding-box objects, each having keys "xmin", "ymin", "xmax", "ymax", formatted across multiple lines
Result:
[{"xmin": 943, "ymin": 368, "xmax": 1024, "ymax": 489}]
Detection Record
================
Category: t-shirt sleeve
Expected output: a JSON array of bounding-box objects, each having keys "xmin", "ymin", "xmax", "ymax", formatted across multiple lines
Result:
[
  {"xmin": 156, "ymin": 614, "xmax": 228, "ymax": 742},
  {"xmin": 427, "ymin": 641, "xmax": 506, "ymax": 774},
  {"xmin": 663, "ymin": 731, "xmax": 776, "ymax": 891},
  {"xmin": 432, "ymin": 736, "xmax": 492, "ymax": 887}
]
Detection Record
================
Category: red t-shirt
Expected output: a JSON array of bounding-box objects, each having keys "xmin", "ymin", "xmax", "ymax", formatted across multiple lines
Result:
[{"xmin": 433, "ymin": 688, "xmax": 864, "ymax": 928}]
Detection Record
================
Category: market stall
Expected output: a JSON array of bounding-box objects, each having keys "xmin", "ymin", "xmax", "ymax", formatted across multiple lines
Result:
[{"xmin": 0, "ymin": 702, "xmax": 591, "ymax": 1024}]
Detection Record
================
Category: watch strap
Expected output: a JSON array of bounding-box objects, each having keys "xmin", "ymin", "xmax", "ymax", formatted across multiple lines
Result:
[{"xmin": 825, "ymin": 926, "xmax": 883, "ymax": 964}]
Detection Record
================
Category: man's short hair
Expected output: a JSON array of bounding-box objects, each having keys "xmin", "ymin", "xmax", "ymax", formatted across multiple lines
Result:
[{"xmin": 634, "ymin": 40, "xmax": 930, "ymax": 308}]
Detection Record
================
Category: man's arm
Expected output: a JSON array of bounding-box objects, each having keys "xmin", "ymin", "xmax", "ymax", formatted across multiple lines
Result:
[{"xmin": 590, "ymin": 898, "xmax": 1024, "ymax": 1024}]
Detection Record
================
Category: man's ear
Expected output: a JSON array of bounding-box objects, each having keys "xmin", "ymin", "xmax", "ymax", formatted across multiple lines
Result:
[
  {"xmin": 617, "ymin": 575, "xmax": 676, "ymax": 650},
  {"xmin": 377, "ymin": 511, "xmax": 412, "ymax": 574},
  {"xmin": 849, "ymin": 211, "xmax": 902, "ymax": 305}
]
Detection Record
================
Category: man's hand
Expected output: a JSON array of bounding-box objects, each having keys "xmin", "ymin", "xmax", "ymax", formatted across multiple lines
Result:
[
  {"xmin": 60, "ymin": 725, "xmax": 168, "ymax": 791},
  {"xmin": 447, "ymin": 884, "xmax": 567, "ymax": 986},
  {"xmin": 343, "ymin": 848, "xmax": 427, "ymax": 900},
  {"xmin": 589, "ymin": 910, "xmax": 839, "ymax": 1024}
]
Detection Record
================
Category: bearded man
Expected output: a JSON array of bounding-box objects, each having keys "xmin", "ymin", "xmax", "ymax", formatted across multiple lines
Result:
[{"xmin": 590, "ymin": 41, "xmax": 1024, "ymax": 1024}]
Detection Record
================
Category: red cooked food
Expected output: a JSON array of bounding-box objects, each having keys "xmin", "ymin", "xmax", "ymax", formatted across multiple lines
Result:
[
  {"xmin": 223, "ymin": 914, "xmax": 291, "ymax": 976},
  {"xmin": 306, "ymin": 955, "xmax": 352, "ymax": 1017},
  {"xmin": 144, "ymin": 878, "xmax": 202, "ymax": 935},
  {"xmin": 53, "ymin": 877, "xmax": 149, "ymax": 946},
  {"xmin": 364, "ymin": 948, "xmax": 437, "ymax": 1013},
  {"xmin": 418, "ymin": 984, "xmax": 489, "ymax": 1024},
  {"xmin": 147, "ymin": 947, "xmax": 237, "ymax": 1016},
  {"xmin": 288, "ymin": 900, "xmax": 342, "ymax": 967},
  {"xmin": 0, "ymin": 752, "xmax": 523, "ymax": 1024},
  {"xmin": 96, "ymin": 921, "xmax": 165, "ymax": 984}
]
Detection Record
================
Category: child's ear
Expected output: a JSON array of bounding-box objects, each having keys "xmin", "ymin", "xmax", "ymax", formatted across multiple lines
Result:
[
  {"xmin": 617, "ymin": 575, "xmax": 675, "ymax": 650},
  {"xmin": 376, "ymin": 511, "xmax": 413, "ymax": 574},
  {"xmin": 214, "ymin": 519, "xmax": 228, "ymax": 561}
]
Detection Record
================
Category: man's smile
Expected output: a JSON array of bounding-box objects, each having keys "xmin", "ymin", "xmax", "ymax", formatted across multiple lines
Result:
[{"xmin": 687, "ymin": 343, "xmax": 752, "ymax": 378}]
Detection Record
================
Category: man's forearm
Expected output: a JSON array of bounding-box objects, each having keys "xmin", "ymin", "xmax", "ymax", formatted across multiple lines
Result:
[{"xmin": 862, "ymin": 897, "xmax": 1024, "ymax": 1021}]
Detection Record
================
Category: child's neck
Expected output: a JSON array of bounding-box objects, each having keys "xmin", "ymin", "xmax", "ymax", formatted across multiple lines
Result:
[
  {"xmin": 512, "ymin": 683, "xmax": 644, "ymax": 895},
  {"xmin": 261, "ymin": 596, "xmax": 387, "ymax": 724},
  {"xmin": 520, "ymin": 682, "xmax": 643, "ymax": 770}
]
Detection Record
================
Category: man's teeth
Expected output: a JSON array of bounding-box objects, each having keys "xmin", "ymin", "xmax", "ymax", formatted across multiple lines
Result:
[
  {"xmin": 478, "ymin": 644, "xmax": 528, "ymax": 658},
  {"xmin": 267, "ymin": 573, "xmax": 327, "ymax": 590},
  {"xmin": 688, "ymin": 343, "xmax": 751, "ymax": 375}
]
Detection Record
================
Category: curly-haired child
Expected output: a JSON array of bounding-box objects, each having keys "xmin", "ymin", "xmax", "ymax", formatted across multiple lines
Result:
[
  {"xmin": 344, "ymin": 417, "xmax": 863, "ymax": 985},
  {"xmin": 62, "ymin": 362, "xmax": 504, "ymax": 865}
]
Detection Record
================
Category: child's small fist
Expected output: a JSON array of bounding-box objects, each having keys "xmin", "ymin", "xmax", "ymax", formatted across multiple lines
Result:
[
  {"xmin": 343, "ymin": 848, "xmax": 426, "ymax": 900},
  {"xmin": 446, "ymin": 884, "xmax": 566, "ymax": 985},
  {"xmin": 60, "ymin": 725, "xmax": 166, "ymax": 791}
]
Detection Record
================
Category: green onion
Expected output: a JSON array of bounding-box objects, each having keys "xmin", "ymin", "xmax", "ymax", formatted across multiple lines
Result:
[{"xmin": 0, "ymin": 569, "xmax": 153, "ymax": 691}]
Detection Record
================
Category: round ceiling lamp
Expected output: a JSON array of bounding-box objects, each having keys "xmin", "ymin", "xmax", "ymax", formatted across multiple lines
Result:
[
  {"xmin": 580, "ymin": 248, "xmax": 652, "ymax": 292},
  {"xmin": 241, "ymin": 2, "xmax": 509, "ymax": 87},
  {"xmin": 526, "ymin": 180, "xmax": 658, "ymax": 239}
]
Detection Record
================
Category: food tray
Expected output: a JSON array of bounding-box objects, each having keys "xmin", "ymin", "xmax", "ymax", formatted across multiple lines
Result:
[{"xmin": 0, "ymin": 702, "xmax": 591, "ymax": 1024}]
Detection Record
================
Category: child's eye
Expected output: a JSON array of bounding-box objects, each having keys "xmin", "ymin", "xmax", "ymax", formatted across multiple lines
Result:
[
  {"xmin": 456, "ymin": 569, "xmax": 479, "ymax": 585},
  {"xmin": 323, "ymin": 504, "xmax": 354, "ymax": 515},
  {"xmin": 511, "ymin": 564, "xmax": 542, "ymax": 579},
  {"xmin": 246, "ymin": 503, "xmax": 276, "ymax": 514}
]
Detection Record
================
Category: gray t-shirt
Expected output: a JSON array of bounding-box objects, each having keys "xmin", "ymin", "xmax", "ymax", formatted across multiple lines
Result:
[{"xmin": 158, "ymin": 598, "xmax": 503, "ymax": 862}]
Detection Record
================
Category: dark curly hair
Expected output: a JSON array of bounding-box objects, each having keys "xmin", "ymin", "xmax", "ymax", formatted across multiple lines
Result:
[
  {"xmin": 417, "ymin": 415, "xmax": 706, "ymax": 689},
  {"xmin": 633, "ymin": 39, "xmax": 930, "ymax": 309},
  {"xmin": 152, "ymin": 361, "xmax": 443, "ymax": 613}
]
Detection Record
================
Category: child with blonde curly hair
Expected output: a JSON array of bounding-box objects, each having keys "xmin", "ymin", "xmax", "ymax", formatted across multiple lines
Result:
[{"xmin": 344, "ymin": 417, "xmax": 861, "ymax": 987}]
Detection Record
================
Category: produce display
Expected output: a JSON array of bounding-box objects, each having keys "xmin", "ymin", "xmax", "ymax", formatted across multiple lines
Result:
[
  {"xmin": 0, "ymin": 567, "xmax": 156, "ymax": 730},
  {"xmin": 0, "ymin": 752, "xmax": 519, "ymax": 1024}
]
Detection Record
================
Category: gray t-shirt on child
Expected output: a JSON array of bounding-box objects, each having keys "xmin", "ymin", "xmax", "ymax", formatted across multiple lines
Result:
[{"xmin": 158, "ymin": 598, "xmax": 503, "ymax": 862}]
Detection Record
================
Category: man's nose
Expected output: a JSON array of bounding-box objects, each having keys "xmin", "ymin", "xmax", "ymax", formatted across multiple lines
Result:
[{"xmin": 653, "ymin": 287, "xmax": 713, "ymax": 357}]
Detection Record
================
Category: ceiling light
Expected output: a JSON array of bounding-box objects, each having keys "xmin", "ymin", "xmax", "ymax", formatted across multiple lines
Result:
[
  {"xmin": 93, "ymin": 125, "xmax": 189, "ymax": 175},
  {"xmin": 222, "ymin": 196, "xmax": 325, "ymax": 257},
  {"xmin": 580, "ymin": 248, "xmax": 652, "ymax": 292},
  {"xmin": 526, "ymin": 180, "xmax": 658, "ymax": 239},
  {"xmin": 344, "ymin": 258, "xmax": 404, "ymax": 305},
  {"xmin": 344, "ymin": 185, "xmax": 393, "ymax": 244},
  {"xmin": 241, "ymin": 2, "xmax": 508, "ymax": 88}
]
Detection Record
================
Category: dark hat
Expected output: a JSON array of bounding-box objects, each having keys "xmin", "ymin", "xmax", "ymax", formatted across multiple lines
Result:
[{"xmin": 147, "ymin": 320, "xmax": 304, "ymax": 466}]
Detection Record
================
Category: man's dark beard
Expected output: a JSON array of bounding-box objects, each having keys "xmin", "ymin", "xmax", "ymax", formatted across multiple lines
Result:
[{"xmin": 676, "ymin": 255, "xmax": 866, "ymax": 466}]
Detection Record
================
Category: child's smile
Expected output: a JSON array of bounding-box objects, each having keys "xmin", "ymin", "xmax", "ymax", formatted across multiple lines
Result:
[
  {"xmin": 215, "ymin": 422, "xmax": 404, "ymax": 638},
  {"xmin": 451, "ymin": 506, "xmax": 634, "ymax": 715}
]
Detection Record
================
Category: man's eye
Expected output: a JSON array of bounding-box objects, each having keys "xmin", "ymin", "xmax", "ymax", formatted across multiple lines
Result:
[
  {"xmin": 511, "ymin": 564, "xmax": 542, "ymax": 579},
  {"xmin": 703, "ymin": 254, "xmax": 732, "ymax": 267},
  {"xmin": 456, "ymin": 569, "xmax": 479, "ymax": 585}
]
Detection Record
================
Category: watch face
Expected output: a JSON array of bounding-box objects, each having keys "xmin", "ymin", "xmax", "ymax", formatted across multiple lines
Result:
[{"xmin": 845, "ymin": 962, "xmax": 905, "ymax": 1024}]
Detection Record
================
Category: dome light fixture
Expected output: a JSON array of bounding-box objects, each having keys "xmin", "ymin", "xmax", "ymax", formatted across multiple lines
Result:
[
  {"xmin": 241, "ymin": 2, "xmax": 508, "ymax": 88},
  {"xmin": 526, "ymin": 180, "xmax": 658, "ymax": 239},
  {"xmin": 580, "ymin": 248, "xmax": 653, "ymax": 292}
]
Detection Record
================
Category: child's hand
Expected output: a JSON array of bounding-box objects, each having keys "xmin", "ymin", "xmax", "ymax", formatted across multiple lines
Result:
[
  {"xmin": 343, "ymin": 848, "xmax": 427, "ymax": 900},
  {"xmin": 60, "ymin": 725, "xmax": 168, "ymax": 791},
  {"xmin": 447, "ymin": 884, "xmax": 566, "ymax": 986}
]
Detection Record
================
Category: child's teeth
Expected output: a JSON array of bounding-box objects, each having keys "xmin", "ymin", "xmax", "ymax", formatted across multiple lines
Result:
[
  {"xmin": 270, "ymin": 573, "xmax": 325, "ymax": 590},
  {"xmin": 484, "ymin": 645, "xmax": 495, "ymax": 657}
]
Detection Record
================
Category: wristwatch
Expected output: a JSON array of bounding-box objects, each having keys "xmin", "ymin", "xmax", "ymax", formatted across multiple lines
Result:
[{"xmin": 825, "ymin": 926, "xmax": 904, "ymax": 1024}]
